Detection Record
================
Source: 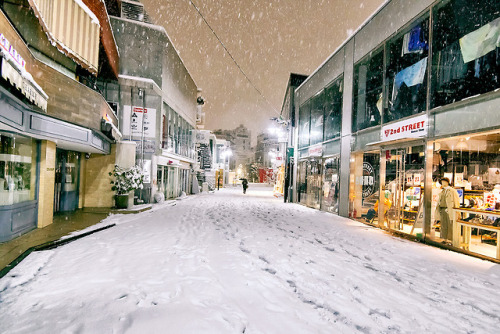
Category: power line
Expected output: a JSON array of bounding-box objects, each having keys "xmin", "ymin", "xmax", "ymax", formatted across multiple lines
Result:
[{"xmin": 189, "ymin": 0, "xmax": 279, "ymax": 115}]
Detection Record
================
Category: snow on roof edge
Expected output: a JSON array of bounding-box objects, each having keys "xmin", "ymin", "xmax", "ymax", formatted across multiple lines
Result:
[
  {"xmin": 296, "ymin": 0, "xmax": 391, "ymax": 92},
  {"xmin": 110, "ymin": 15, "xmax": 200, "ymax": 89}
]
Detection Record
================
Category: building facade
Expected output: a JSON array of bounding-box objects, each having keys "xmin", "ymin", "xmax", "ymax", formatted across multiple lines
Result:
[
  {"xmin": 294, "ymin": 0, "xmax": 500, "ymax": 261},
  {"xmin": 0, "ymin": 0, "xmax": 120, "ymax": 242},
  {"xmin": 213, "ymin": 124, "xmax": 253, "ymax": 171},
  {"xmin": 280, "ymin": 73, "xmax": 308, "ymax": 201},
  {"xmin": 101, "ymin": 0, "xmax": 199, "ymax": 202},
  {"xmin": 255, "ymin": 132, "xmax": 279, "ymax": 168}
]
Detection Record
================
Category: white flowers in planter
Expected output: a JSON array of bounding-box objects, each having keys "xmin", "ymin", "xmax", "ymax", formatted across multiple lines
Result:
[{"xmin": 109, "ymin": 165, "xmax": 144, "ymax": 195}]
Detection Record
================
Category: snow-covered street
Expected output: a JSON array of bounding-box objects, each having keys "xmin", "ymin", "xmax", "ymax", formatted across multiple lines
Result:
[{"xmin": 1, "ymin": 185, "xmax": 500, "ymax": 333}]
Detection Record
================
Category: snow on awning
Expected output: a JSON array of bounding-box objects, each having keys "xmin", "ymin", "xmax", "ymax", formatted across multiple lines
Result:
[
  {"xmin": 0, "ymin": 51, "xmax": 48, "ymax": 111},
  {"xmin": 27, "ymin": 0, "xmax": 100, "ymax": 75}
]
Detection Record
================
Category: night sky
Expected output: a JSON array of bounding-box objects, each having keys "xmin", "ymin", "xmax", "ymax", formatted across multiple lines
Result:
[{"xmin": 141, "ymin": 0, "xmax": 385, "ymax": 144}]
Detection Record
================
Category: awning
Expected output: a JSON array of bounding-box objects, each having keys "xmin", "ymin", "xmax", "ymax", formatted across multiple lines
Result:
[
  {"xmin": 365, "ymin": 137, "xmax": 425, "ymax": 148},
  {"xmin": 1, "ymin": 56, "xmax": 48, "ymax": 111}
]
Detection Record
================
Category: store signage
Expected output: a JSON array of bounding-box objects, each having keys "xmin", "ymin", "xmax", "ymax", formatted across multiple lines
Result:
[
  {"xmin": 308, "ymin": 144, "xmax": 323, "ymax": 157},
  {"xmin": 0, "ymin": 33, "xmax": 26, "ymax": 69},
  {"xmin": 381, "ymin": 114, "xmax": 427, "ymax": 141},
  {"xmin": 142, "ymin": 160, "xmax": 151, "ymax": 184},
  {"xmin": 122, "ymin": 106, "xmax": 157, "ymax": 138},
  {"xmin": 355, "ymin": 162, "xmax": 376, "ymax": 198},
  {"xmin": 194, "ymin": 130, "xmax": 211, "ymax": 144},
  {"xmin": 0, "ymin": 33, "xmax": 48, "ymax": 111}
]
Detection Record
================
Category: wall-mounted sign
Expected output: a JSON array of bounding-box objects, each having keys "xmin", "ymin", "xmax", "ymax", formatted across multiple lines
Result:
[
  {"xmin": 142, "ymin": 160, "xmax": 151, "ymax": 184},
  {"xmin": 122, "ymin": 106, "xmax": 156, "ymax": 138},
  {"xmin": 0, "ymin": 33, "xmax": 26, "ymax": 69},
  {"xmin": 381, "ymin": 114, "xmax": 427, "ymax": 142},
  {"xmin": 194, "ymin": 130, "xmax": 211, "ymax": 144},
  {"xmin": 0, "ymin": 33, "xmax": 48, "ymax": 111},
  {"xmin": 133, "ymin": 139, "xmax": 156, "ymax": 154},
  {"xmin": 308, "ymin": 144, "xmax": 323, "ymax": 157}
]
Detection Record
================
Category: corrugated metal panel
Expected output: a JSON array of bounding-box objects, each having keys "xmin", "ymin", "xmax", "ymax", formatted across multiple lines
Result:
[{"xmin": 28, "ymin": 0, "xmax": 100, "ymax": 75}]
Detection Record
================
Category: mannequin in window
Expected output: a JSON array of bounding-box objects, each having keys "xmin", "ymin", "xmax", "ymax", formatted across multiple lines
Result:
[{"xmin": 435, "ymin": 177, "xmax": 460, "ymax": 243}]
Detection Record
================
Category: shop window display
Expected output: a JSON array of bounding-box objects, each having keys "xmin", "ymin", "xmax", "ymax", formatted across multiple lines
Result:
[
  {"xmin": 431, "ymin": 0, "xmax": 500, "ymax": 109},
  {"xmin": 383, "ymin": 145, "xmax": 425, "ymax": 235},
  {"xmin": 309, "ymin": 92, "xmax": 324, "ymax": 146},
  {"xmin": 385, "ymin": 18, "xmax": 429, "ymax": 122},
  {"xmin": 323, "ymin": 77, "xmax": 343, "ymax": 141},
  {"xmin": 306, "ymin": 159, "xmax": 322, "ymax": 210},
  {"xmin": 0, "ymin": 133, "xmax": 36, "ymax": 206},
  {"xmin": 298, "ymin": 160, "xmax": 308, "ymax": 204},
  {"xmin": 321, "ymin": 157, "xmax": 340, "ymax": 213},
  {"xmin": 432, "ymin": 132, "xmax": 500, "ymax": 259},
  {"xmin": 352, "ymin": 49, "xmax": 384, "ymax": 132},
  {"xmin": 298, "ymin": 101, "xmax": 311, "ymax": 149},
  {"xmin": 349, "ymin": 151, "xmax": 380, "ymax": 222}
]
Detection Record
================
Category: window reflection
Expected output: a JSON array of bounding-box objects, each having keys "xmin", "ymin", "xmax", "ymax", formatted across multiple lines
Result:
[
  {"xmin": 0, "ymin": 133, "xmax": 36, "ymax": 205},
  {"xmin": 386, "ymin": 18, "xmax": 429, "ymax": 122},
  {"xmin": 431, "ymin": 0, "xmax": 500, "ymax": 109},
  {"xmin": 353, "ymin": 49, "xmax": 384, "ymax": 132}
]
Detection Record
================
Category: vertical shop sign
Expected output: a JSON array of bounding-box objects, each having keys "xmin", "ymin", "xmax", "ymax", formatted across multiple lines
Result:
[{"xmin": 142, "ymin": 160, "xmax": 151, "ymax": 184}]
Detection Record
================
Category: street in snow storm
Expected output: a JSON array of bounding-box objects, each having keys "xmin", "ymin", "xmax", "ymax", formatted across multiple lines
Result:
[
  {"xmin": 1, "ymin": 0, "xmax": 500, "ymax": 333},
  {"xmin": 1, "ymin": 185, "xmax": 500, "ymax": 333}
]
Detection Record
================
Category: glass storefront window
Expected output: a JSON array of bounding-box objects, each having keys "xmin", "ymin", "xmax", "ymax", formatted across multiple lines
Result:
[
  {"xmin": 324, "ymin": 77, "xmax": 343, "ymax": 141},
  {"xmin": 349, "ymin": 151, "xmax": 380, "ymax": 223},
  {"xmin": 353, "ymin": 49, "xmax": 384, "ymax": 132},
  {"xmin": 309, "ymin": 92, "xmax": 324, "ymax": 146},
  {"xmin": 383, "ymin": 145, "xmax": 425, "ymax": 234},
  {"xmin": 298, "ymin": 101, "xmax": 311, "ymax": 148},
  {"xmin": 321, "ymin": 157, "xmax": 340, "ymax": 213},
  {"xmin": 0, "ymin": 133, "xmax": 36, "ymax": 206},
  {"xmin": 432, "ymin": 132, "xmax": 500, "ymax": 259},
  {"xmin": 431, "ymin": 0, "xmax": 500, "ymax": 109},
  {"xmin": 385, "ymin": 17, "xmax": 429, "ymax": 122}
]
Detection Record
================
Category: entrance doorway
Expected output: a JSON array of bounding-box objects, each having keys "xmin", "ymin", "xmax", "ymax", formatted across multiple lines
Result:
[
  {"xmin": 54, "ymin": 149, "xmax": 80, "ymax": 212},
  {"xmin": 384, "ymin": 145, "xmax": 425, "ymax": 235}
]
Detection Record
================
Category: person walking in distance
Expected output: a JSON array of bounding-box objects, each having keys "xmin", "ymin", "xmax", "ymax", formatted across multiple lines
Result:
[
  {"xmin": 435, "ymin": 177, "xmax": 460, "ymax": 243},
  {"xmin": 242, "ymin": 178, "xmax": 248, "ymax": 194}
]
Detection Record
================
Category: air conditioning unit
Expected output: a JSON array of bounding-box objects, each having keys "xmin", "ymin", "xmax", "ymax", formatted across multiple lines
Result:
[{"xmin": 121, "ymin": 0, "xmax": 145, "ymax": 22}]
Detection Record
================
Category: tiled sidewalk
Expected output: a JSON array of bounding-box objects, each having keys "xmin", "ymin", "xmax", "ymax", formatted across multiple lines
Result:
[{"xmin": 0, "ymin": 210, "xmax": 110, "ymax": 271}]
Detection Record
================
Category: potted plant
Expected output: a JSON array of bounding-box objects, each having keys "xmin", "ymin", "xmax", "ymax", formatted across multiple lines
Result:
[{"xmin": 109, "ymin": 165, "xmax": 144, "ymax": 209}]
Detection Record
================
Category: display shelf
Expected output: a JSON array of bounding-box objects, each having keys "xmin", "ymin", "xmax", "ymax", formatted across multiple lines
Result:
[
  {"xmin": 454, "ymin": 207, "xmax": 500, "ymax": 259},
  {"xmin": 454, "ymin": 207, "xmax": 500, "ymax": 218}
]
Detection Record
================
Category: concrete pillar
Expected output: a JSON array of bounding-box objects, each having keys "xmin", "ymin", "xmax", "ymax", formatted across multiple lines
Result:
[{"xmin": 37, "ymin": 140, "xmax": 56, "ymax": 228}]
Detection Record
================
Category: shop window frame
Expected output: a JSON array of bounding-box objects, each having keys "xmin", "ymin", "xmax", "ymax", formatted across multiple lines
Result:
[
  {"xmin": 352, "ymin": 47, "xmax": 385, "ymax": 133},
  {"xmin": 430, "ymin": 0, "xmax": 500, "ymax": 110}
]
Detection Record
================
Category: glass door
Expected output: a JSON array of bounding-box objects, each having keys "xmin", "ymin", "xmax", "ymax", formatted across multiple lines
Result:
[
  {"xmin": 306, "ymin": 159, "xmax": 322, "ymax": 210},
  {"xmin": 384, "ymin": 145, "xmax": 425, "ymax": 234},
  {"xmin": 321, "ymin": 157, "xmax": 340, "ymax": 213},
  {"xmin": 54, "ymin": 149, "xmax": 80, "ymax": 213}
]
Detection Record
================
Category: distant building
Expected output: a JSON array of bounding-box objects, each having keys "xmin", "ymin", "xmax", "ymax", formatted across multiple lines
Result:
[
  {"xmin": 213, "ymin": 124, "xmax": 253, "ymax": 170},
  {"xmin": 255, "ymin": 132, "xmax": 279, "ymax": 168},
  {"xmin": 101, "ymin": 0, "xmax": 200, "ymax": 201}
]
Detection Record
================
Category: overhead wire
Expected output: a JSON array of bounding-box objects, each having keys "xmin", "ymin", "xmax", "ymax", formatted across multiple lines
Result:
[{"xmin": 189, "ymin": 0, "xmax": 280, "ymax": 115}]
